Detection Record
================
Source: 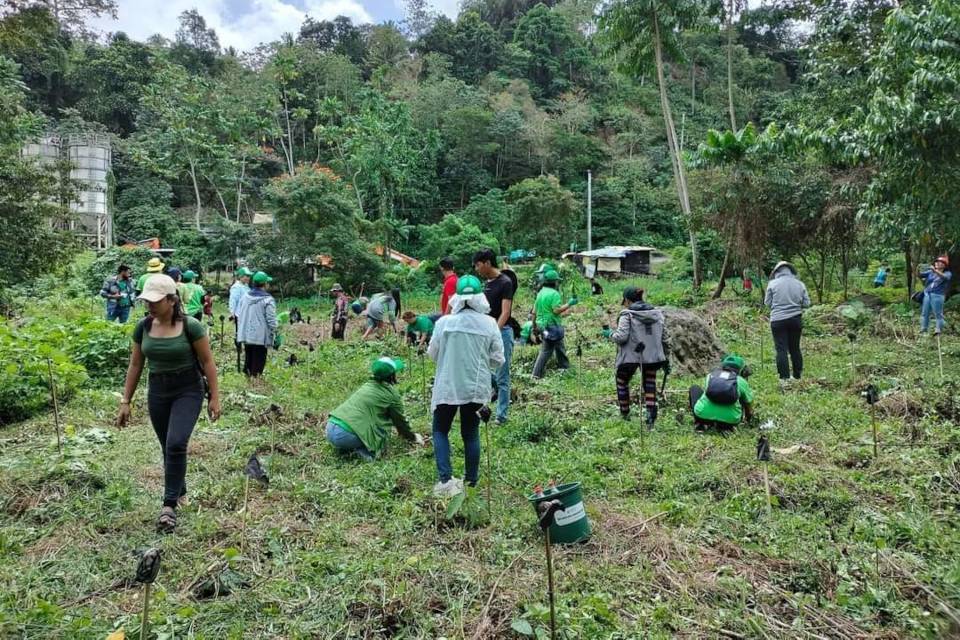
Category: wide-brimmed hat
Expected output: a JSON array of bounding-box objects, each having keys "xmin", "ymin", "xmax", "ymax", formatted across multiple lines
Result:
[
  {"xmin": 330, "ymin": 283, "xmax": 344, "ymax": 292},
  {"xmin": 771, "ymin": 260, "xmax": 796, "ymax": 276},
  {"xmin": 138, "ymin": 274, "xmax": 177, "ymax": 302},
  {"xmin": 371, "ymin": 356, "xmax": 405, "ymax": 381},
  {"xmin": 146, "ymin": 257, "xmax": 164, "ymax": 273}
]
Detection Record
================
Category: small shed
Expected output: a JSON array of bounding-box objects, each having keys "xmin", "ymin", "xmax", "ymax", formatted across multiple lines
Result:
[{"xmin": 563, "ymin": 246, "xmax": 655, "ymax": 276}]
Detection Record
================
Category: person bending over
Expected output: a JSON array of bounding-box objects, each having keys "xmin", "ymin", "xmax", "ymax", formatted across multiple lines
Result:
[{"xmin": 689, "ymin": 355, "xmax": 754, "ymax": 434}]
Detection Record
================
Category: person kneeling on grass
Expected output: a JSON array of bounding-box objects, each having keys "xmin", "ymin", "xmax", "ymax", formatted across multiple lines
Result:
[
  {"xmin": 403, "ymin": 311, "xmax": 439, "ymax": 348},
  {"xmin": 326, "ymin": 357, "xmax": 423, "ymax": 461},
  {"xmin": 428, "ymin": 275, "xmax": 505, "ymax": 497},
  {"xmin": 689, "ymin": 354, "xmax": 754, "ymax": 434}
]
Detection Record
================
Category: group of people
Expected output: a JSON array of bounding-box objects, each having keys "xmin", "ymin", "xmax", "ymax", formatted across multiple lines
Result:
[
  {"xmin": 115, "ymin": 248, "xmax": 952, "ymax": 529},
  {"xmin": 100, "ymin": 258, "xmax": 216, "ymax": 325}
]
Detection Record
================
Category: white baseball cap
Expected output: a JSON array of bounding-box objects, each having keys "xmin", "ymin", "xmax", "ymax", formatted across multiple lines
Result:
[{"xmin": 138, "ymin": 274, "xmax": 178, "ymax": 302}]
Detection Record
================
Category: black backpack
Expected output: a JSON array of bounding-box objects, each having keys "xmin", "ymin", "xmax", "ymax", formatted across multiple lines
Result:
[{"xmin": 705, "ymin": 367, "xmax": 740, "ymax": 405}]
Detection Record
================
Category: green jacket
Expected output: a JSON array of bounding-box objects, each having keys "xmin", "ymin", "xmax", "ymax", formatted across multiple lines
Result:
[{"xmin": 330, "ymin": 380, "xmax": 414, "ymax": 456}]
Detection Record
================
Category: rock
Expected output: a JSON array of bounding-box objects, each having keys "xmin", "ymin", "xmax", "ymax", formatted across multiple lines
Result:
[{"xmin": 662, "ymin": 307, "xmax": 725, "ymax": 376}]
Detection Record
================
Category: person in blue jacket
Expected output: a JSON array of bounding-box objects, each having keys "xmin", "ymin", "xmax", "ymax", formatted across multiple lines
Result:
[{"xmin": 919, "ymin": 255, "xmax": 952, "ymax": 336}]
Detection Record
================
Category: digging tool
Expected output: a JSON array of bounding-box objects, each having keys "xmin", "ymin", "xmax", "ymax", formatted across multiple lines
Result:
[
  {"xmin": 937, "ymin": 333, "xmax": 944, "ymax": 381},
  {"xmin": 218, "ymin": 315, "xmax": 225, "ymax": 349},
  {"xmin": 537, "ymin": 500, "xmax": 565, "ymax": 640},
  {"xmin": 864, "ymin": 384, "xmax": 880, "ymax": 459},
  {"xmin": 135, "ymin": 548, "xmax": 161, "ymax": 640},
  {"xmin": 46, "ymin": 358, "xmax": 63, "ymax": 457},
  {"xmin": 757, "ymin": 420, "xmax": 774, "ymax": 514}
]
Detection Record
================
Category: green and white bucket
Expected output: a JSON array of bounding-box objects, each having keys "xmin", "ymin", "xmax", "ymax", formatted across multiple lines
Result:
[{"xmin": 528, "ymin": 482, "xmax": 591, "ymax": 544}]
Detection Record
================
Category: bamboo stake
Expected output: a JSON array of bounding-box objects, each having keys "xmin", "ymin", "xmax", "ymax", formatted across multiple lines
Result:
[
  {"xmin": 240, "ymin": 475, "xmax": 250, "ymax": 555},
  {"xmin": 485, "ymin": 420, "xmax": 492, "ymax": 521},
  {"xmin": 46, "ymin": 358, "xmax": 63, "ymax": 457},
  {"xmin": 544, "ymin": 527, "xmax": 557, "ymax": 640},
  {"xmin": 872, "ymin": 405, "xmax": 878, "ymax": 459},
  {"xmin": 762, "ymin": 463, "xmax": 772, "ymax": 515},
  {"xmin": 139, "ymin": 583, "xmax": 152, "ymax": 640}
]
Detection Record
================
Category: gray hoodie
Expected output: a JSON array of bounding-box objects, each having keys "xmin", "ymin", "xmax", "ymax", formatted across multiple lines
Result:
[
  {"xmin": 236, "ymin": 288, "xmax": 278, "ymax": 346},
  {"xmin": 764, "ymin": 265, "xmax": 811, "ymax": 322},
  {"xmin": 611, "ymin": 302, "xmax": 669, "ymax": 367}
]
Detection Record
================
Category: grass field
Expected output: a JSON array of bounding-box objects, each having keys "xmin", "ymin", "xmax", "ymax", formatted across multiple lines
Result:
[{"xmin": 1, "ymin": 277, "xmax": 958, "ymax": 639}]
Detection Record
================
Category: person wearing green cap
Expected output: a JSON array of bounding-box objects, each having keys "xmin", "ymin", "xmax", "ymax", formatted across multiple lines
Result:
[
  {"xmin": 229, "ymin": 267, "xmax": 253, "ymax": 319},
  {"xmin": 236, "ymin": 271, "xmax": 277, "ymax": 377},
  {"xmin": 428, "ymin": 274, "xmax": 505, "ymax": 497},
  {"xmin": 531, "ymin": 269, "xmax": 576, "ymax": 379},
  {"xmin": 326, "ymin": 357, "xmax": 423, "ymax": 460},
  {"xmin": 604, "ymin": 287, "xmax": 670, "ymax": 428},
  {"xmin": 177, "ymin": 270, "xmax": 205, "ymax": 321},
  {"xmin": 690, "ymin": 354, "xmax": 755, "ymax": 433}
]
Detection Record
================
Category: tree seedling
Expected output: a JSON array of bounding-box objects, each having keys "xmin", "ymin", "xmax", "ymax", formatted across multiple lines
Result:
[
  {"xmin": 218, "ymin": 314, "xmax": 225, "ymax": 349},
  {"xmin": 135, "ymin": 548, "xmax": 161, "ymax": 640},
  {"xmin": 863, "ymin": 384, "xmax": 880, "ymax": 459},
  {"xmin": 537, "ymin": 499, "xmax": 566, "ymax": 640},
  {"xmin": 757, "ymin": 420, "xmax": 774, "ymax": 514},
  {"xmin": 477, "ymin": 404, "xmax": 493, "ymax": 521}
]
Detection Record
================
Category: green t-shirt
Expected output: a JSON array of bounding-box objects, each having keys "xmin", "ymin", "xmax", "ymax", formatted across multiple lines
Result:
[
  {"xmin": 133, "ymin": 316, "xmax": 207, "ymax": 374},
  {"xmin": 694, "ymin": 374, "xmax": 754, "ymax": 424},
  {"xmin": 178, "ymin": 282, "xmax": 205, "ymax": 315},
  {"xmin": 410, "ymin": 315, "xmax": 434, "ymax": 335},
  {"xmin": 330, "ymin": 380, "xmax": 413, "ymax": 456},
  {"xmin": 117, "ymin": 278, "xmax": 134, "ymax": 308},
  {"xmin": 136, "ymin": 272, "xmax": 161, "ymax": 293},
  {"xmin": 535, "ymin": 286, "xmax": 563, "ymax": 328}
]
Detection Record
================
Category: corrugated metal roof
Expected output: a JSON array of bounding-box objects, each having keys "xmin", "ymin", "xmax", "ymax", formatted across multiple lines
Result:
[{"xmin": 576, "ymin": 246, "xmax": 656, "ymax": 258}]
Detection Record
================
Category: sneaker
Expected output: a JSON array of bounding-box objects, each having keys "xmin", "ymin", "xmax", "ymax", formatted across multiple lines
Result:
[
  {"xmin": 433, "ymin": 478, "xmax": 464, "ymax": 498},
  {"xmin": 779, "ymin": 378, "xmax": 792, "ymax": 391},
  {"xmin": 496, "ymin": 416, "xmax": 507, "ymax": 426}
]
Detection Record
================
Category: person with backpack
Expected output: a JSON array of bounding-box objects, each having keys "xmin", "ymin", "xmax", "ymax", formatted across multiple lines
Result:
[
  {"xmin": 689, "ymin": 354, "xmax": 754, "ymax": 433},
  {"xmin": 919, "ymin": 255, "xmax": 952, "ymax": 336},
  {"xmin": 330, "ymin": 283, "xmax": 350, "ymax": 340},
  {"xmin": 116, "ymin": 274, "xmax": 220, "ymax": 533},
  {"xmin": 236, "ymin": 271, "xmax": 278, "ymax": 377},
  {"xmin": 326, "ymin": 357, "xmax": 423, "ymax": 461},
  {"xmin": 178, "ymin": 270, "xmax": 205, "ymax": 322},
  {"xmin": 100, "ymin": 264, "xmax": 135, "ymax": 323},
  {"xmin": 603, "ymin": 287, "xmax": 670, "ymax": 428},
  {"xmin": 428, "ymin": 275, "xmax": 505, "ymax": 497},
  {"xmin": 764, "ymin": 261, "xmax": 811, "ymax": 387},
  {"xmin": 531, "ymin": 269, "xmax": 576, "ymax": 379}
]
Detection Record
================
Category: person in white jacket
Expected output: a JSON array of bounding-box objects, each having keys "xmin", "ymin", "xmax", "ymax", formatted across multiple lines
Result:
[{"xmin": 428, "ymin": 275, "xmax": 505, "ymax": 497}]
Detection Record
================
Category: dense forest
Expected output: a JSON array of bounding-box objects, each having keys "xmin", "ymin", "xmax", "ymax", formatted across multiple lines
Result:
[{"xmin": 1, "ymin": 0, "xmax": 958, "ymax": 296}]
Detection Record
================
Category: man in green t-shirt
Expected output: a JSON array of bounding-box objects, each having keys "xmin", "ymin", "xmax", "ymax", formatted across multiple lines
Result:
[
  {"xmin": 690, "ymin": 354, "xmax": 755, "ymax": 432},
  {"xmin": 325, "ymin": 357, "xmax": 423, "ymax": 460},
  {"xmin": 402, "ymin": 311, "xmax": 439, "ymax": 348},
  {"xmin": 178, "ymin": 270, "xmax": 205, "ymax": 321},
  {"xmin": 532, "ymin": 269, "xmax": 577, "ymax": 379}
]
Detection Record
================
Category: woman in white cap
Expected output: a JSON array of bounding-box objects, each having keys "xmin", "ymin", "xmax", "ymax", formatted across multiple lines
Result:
[
  {"xmin": 116, "ymin": 274, "xmax": 221, "ymax": 533},
  {"xmin": 764, "ymin": 260, "xmax": 811, "ymax": 386}
]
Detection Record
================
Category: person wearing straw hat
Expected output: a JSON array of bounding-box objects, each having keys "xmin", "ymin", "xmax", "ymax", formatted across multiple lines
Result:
[
  {"xmin": 178, "ymin": 270, "xmax": 205, "ymax": 322},
  {"xmin": 764, "ymin": 260, "xmax": 811, "ymax": 388},
  {"xmin": 325, "ymin": 357, "xmax": 423, "ymax": 461},
  {"xmin": 136, "ymin": 257, "xmax": 165, "ymax": 295},
  {"xmin": 116, "ymin": 274, "xmax": 221, "ymax": 533},
  {"xmin": 236, "ymin": 271, "xmax": 278, "ymax": 377},
  {"xmin": 919, "ymin": 255, "xmax": 952, "ymax": 336},
  {"xmin": 330, "ymin": 283, "xmax": 350, "ymax": 340},
  {"xmin": 428, "ymin": 275, "xmax": 505, "ymax": 497}
]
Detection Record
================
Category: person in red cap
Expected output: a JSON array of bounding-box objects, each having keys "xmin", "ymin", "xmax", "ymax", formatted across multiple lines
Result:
[{"xmin": 919, "ymin": 255, "xmax": 952, "ymax": 335}]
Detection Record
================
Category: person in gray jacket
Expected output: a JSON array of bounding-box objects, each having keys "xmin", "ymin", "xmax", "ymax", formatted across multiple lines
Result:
[
  {"xmin": 764, "ymin": 261, "xmax": 811, "ymax": 385},
  {"xmin": 236, "ymin": 271, "xmax": 278, "ymax": 377},
  {"xmin": 603, "ymin": 287, "xmax": 670, "ymax": 428}
]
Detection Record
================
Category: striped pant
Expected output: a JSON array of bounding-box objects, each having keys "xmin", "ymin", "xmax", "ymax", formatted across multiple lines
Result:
[{"xmin": 616, "ymin": 363, "xmax": 658, "ymax": 422}]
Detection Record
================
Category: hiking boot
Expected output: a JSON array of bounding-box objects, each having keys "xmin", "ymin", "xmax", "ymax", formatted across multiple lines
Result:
[{"xmin": 433, "ymin": 478, "xmax": 464, "ymax": 498}]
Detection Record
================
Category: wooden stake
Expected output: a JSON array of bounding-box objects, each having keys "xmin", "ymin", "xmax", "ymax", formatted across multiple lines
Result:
[
  {"xmin": 872, "ymin": 405, "xmax": 878, "ymax": 459},
  {"xmin": 937, "ymin": 333, "xmax": 944, "ymax": 381},
  {"xmin": 485, "ymin": 420, "xmax": 492, "ymax": 522},
  {"xmin": 544, "ymin": 527, "xmax": 557, "ymax": 640},
  {"xmin": 762, "ymin": 463, "xmax": 772, "ymax": 514},
  {"xmin": 139, "ymin": 583, "xmax": 152, "ymax": 640},
  {"xmin": 46, "ymin": 358, "xmax": 63, "ymax": 457}
]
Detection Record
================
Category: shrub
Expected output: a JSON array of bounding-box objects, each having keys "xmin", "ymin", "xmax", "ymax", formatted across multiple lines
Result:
[{"xmin": 71, "ymin": 247, "xmax": 156, "ymax": 297}]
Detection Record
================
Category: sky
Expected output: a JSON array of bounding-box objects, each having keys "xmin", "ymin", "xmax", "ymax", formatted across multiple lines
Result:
[{"xmin": 90, "ymin": 0, "xmax": 460, "ymax": 51}]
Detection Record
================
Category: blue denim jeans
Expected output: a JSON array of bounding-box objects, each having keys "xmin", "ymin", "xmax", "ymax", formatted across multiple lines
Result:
[
  {"xmin": 432, "ymin": 403, "xmax": 481, "ymax": 484},
  {"xmin": 106, "ymin": 303, "xmax": 131, "ymax": 323},
  {"xmin": 325, "ymin": 421, "xmax": 374, "ymax": 461},
  {"xmin": 921, "ymin": 292, "xmax": 946, "ymax": 333},
  {"xmin": 493, "ymin": 327, "xmax": 514, "ymax": 422}
]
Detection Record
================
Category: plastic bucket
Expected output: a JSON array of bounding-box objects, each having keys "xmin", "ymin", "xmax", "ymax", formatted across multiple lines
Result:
[{"xmin": 527, "ymin": 482, "xmax": 591, "ymax": 544}]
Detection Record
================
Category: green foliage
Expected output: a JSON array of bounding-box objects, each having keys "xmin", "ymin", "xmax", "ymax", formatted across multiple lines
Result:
[
  {"xmin": 418, "ymin": 215, "xmax": 500, "ymax": 271},
  {"xmin": 505, "ymin": 175, "xmax": 578, "ymax": 257},
  {"xmin": 75, "ymin": 247, "xmax": 156, "ymax": 296}
]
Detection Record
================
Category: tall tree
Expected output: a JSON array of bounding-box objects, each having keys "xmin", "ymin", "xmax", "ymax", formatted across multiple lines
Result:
[
  {"xmin": 599, "ymin": 0, "xmax": 706, "ymax": 287},
  {"xmin": 171, "ymin": 9, "xmax": 221, "ymax": 75},
  {"xmin": 1, "ymin": 0, "xmax": 116, "ymax": 34}
]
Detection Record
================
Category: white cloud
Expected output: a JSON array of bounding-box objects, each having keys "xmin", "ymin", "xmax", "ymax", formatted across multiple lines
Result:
[{"xmin": 91, "ymin": 0, "xmax": 373, "ymax": 52}]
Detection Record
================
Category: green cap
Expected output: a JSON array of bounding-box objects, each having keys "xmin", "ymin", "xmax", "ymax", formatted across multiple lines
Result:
[
  {"xmin": 371, "ymin": 356, "xmax": 405, "ymax": 381},
  {"xmin": 182, "ymin": 270, "xmax": 197, "ymax": 282},
  {"xmin": 457, "ymin": 274, "xmax": 483, "ymax": 295},
  {"xmin": 543, "ymin": 269, "xmax": 559, "ymax": 283},
  {"xmin": 252, "ymin": 271, "xmax": 273, "ymax": 285},
  {"xmin": 721, "ymin": 354, "xmax": 745, "ymax": 372},
  {"xmin": 236, "ymin": 267, "xmax": 253, "ymax": 277}
]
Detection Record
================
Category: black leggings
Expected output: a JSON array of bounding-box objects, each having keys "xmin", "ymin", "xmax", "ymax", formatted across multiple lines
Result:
[
  {"xmin": 244, "ymin": 344, "xmax": 268, "ymax": 376},
  {"xmin": 771, "ymin": 315, "xmax": 803, "ymax": 380},
  {"xmin": 148, "ymin": 371, "xmax": 203, "ymax": 508}
]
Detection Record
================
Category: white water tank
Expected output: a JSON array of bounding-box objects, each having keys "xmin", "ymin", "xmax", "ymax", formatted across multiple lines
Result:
[{"xmin": 67, "ymin": 134, "xmax": 112, "ymax": 249}]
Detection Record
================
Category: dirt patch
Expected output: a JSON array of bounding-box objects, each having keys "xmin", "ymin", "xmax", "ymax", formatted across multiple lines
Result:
[
  {"xmin": 662, "ymin": 307, "xmax": 725, "ymax": 376},
  {"xmin": 875, "ymin": 392, "xmax": 925, "ymax": 422}
]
